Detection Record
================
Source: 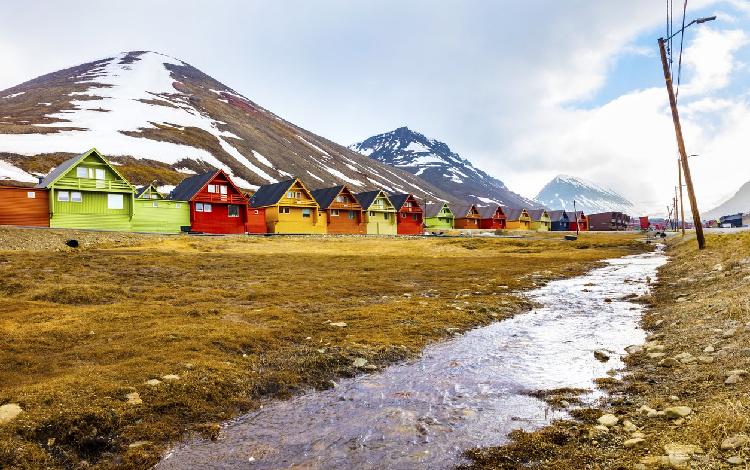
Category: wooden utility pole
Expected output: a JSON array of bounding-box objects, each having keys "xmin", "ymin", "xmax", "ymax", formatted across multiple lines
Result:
[
  {"xmin": 573, "ymin": 200, "xmax": 579, "ymax": 236},
  {"xmin": 658, "ymin": 37, "xmax": 706, "ymax": 248},
  {"xmin": 674, "ymin": 190, "xmax": 679, "ymax": 232},
  {"xmin": 678, "ymin": 158, "xmax": 685, "ymax": 235}
]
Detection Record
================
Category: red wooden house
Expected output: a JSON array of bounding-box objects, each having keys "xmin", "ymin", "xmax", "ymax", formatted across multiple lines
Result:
[
  {"xmin": 310, "ymin": 185, "xmax": 365, "ymax": 234},
  {"xmin": 478, "ymin": 205, "xmax": 506, "ymax": 229},
  {"xmin": 0, "ymin": 186, "xmax": 50, "ymax": 227},
  {"xmin": 389, "ymin": 193, "xmax": 424, "ymax": 235},
  {"xmin": 170, "ymin": 170, "xmax": 263, "ymax": 234},
  {"xmin": 568, "ymin": 211, "xmax": 589, "ymax": 231}
]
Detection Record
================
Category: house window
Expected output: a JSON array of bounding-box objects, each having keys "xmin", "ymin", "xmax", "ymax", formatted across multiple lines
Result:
[
  {"xmin": 204, "ymin": 203, "xmax": 212, "ymax": 212},
  {"xmin": 150, "ymin": 194, "xmax": 159, "ymax": 199},
  {"xmin": 384, "ymin": 213, "xmax": 389, "ymax": 220},
  {"xmin": 27, "ymin": 191, "xmax": 35, "ymax": 199},
  {"xmin": 287, "ymin": 191, "xmax": 302, "ymax": 199},
  {"xmin": 336, "ymin": 195, "xmax": 348, "ymax": 203},
  {"xmin": 152, "ymin": 201, "xmax": 158, "ymax": 208},
  {"xmin": 228, "ymin": 204, "xmax": 240, "ymax": 217},
  {"xmin": 412, "ymin": 214, "xmax": 419, "ymax": 221},
  {"xmin": 405, "ymin": 202, "xmax": 413, "ymax": 208},
  {"xmin": 348, "ymin": 211, "xmax": 356, "ymax": 220},
  {"xmin": 302, "ymin": 208, "xmax": 311, "ymax": 218},
  {"xmin": 76, "ymin": 167, "xmax": 88, "ymax": 178},
  {"xmin": 331, "ymin": 209, "xmax": 340, "ymax": 216},
  {"xmin": 253, "ymin": 209, "xmax": 259, "ymax": 214},
  {"xmin": 175, "ymin": 203, "xmax": 181, "ymax": 208},
  {"xmin": 57, "ymin": 191, "xmax": 70, "ymax": 202},
  {"xmin": 280, "ymin": 207, "xmax": 290, "ymax": 214},
  {"xmin": 95, "ymin": 169, "xmax": 105, "ymax": 180},
  {"xmin": 370, "ymin": 211, "xmax": 375, "ymax": 216},
  {"xmin": 208, "ymin": 185, "xmax": 216, "ymax": 193},
  {"xmin": 401, "ymin": 213, "xmax": 406, "ymax": 218},
  {"xmin": 107, "ymin": 193, "xmax": 123, "ymax": 209},
  {"xmin": 70, "ymin": 192, "xmax": 82, "ymax": 203},
  {"xmin": 196, "ymin": 203, "xmax": 204, "ymax": 212}
]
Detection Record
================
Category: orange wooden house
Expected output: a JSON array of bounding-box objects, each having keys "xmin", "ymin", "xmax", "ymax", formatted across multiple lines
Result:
[
  {"xmin": 0, "ymin": 186, "xmax": 50, "ymax": 227},
  {"xmin": 453, "ymin": 204, "xmax": 482, "ymax": 229},
  {"xmin": 310, "ymin": 185, "xmax": 365, "ymax": 234},
  {"xmin": 478, "ymin": 205, "xmax": 506, "ymax": 229}
]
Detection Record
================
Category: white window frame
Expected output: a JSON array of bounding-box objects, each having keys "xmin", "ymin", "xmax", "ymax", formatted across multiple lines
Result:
[
  {"xmin": 76, "ymin": 167, "xmax": 88, "ymax": 178},
  {"xmin": 27, "ymin": 191, "xmax": 36, "ymax": 199},
  {"xmin": 71, "ymin": 192, "xmax": 82, "ymax": 203},
  {"xmin": 152, "ymin": 201, "xmax": 158, "ymax": 208},
  {"xmin": 196, "ymin": 203, "xmax": 204, "ymax": 212},
  {"xmin": 107, "ymin": 193, "xmax": 123, "ymax": 209},
  {"xmin": 57, "ymin": 191, "xmax": 70, "ymax": 202},
  {"xmin": 331, "ymin": 209, "xmax": 340, "ymax": 217},
  {"xmin": 219, "ymin": 185, "xmax": 227, "ymax": 195},
  {"xmin": 204, "ymin": 203, "xmax": 212, "ymax": 213},
  {"xmin": 95, "ymin": 168, "xmax": 105, "ymax": 180},
  {"xmin": 302, "ymin": 208, "xmax": 311, "ymax": 218},
  {"xmin": 280, "ymin": 207, "xmax": 290, "ymax": 214},
  {"xmin": 228, "ymin": 204, "xmax": 240, "ymax": 218},
  {"xmin": 348, "ymin": 211, "xmax": 356, "ymax": 220}
]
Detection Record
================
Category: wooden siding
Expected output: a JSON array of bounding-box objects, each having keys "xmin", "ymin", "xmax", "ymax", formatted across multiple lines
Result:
[
  {"xmin": 0, "ymin": 187, "xmax": 49, "ymax": 227},
  {"xmin": 261, "ymin": 180, "xmax": 326, "ymax": 234},
  {"xmin": 132, "ymin": 199, "xmax": 190, "ymax": 233},
  {"xmin": 246, "ymin": 207, "xmax": 267, "ymax": 234},
  {"xmin": 364, "ymin": 209, "xmax": 397, "ymax": 235},
  {"xmin": 188, "ymin": 172, "xmax": 249, "ymax": 234},
  {"xmin": 395, "ymin": 194, "xmax": 423, "ymax": 235},
  {"xmin": 50, "ymin": 190, "xmax": 132, "ymax": 230}
]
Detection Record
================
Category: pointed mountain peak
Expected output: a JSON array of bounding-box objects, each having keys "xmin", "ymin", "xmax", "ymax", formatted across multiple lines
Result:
[{"xmin": 535, "ymin": 174, "xmax": 634, "ymax": 214}]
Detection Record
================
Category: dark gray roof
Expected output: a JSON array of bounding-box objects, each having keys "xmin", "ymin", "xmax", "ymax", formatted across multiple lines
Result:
[
  {"xmin": 389, "ymin": 193, "xmax": 411, "ymax": 210},
  {"xmin": 424, "ymin": 202, "xmax": 452, "ymax": 218},
  {"xmin": 527, "ymin": 209, "xmax": 549, "ymax": 221},
  {"xmin": 355, "ymin": 190, "xmax": 381, "ymax": 209},
  {"xmin": 36, "ymin": 152, "xmax": 88, "ymax": 188},
  {"xmin": 169, "ymin": 171, "xmax": 217, "ymax": 201},
  {"xmin": 478, "ymin": 205, "xmax": 502, "ymax": 219},
  {"xmin": 310, "ymin": 185, "xmax": 345, "ymax": 210},
  {"xmin": 249, "ymin": 179, "xmax": 296, "ymax": 208},
  {"xmin": 547, "ymin": 210, "xmax": 569, "ymax": 222},
  {"xmin": 453, "ymin": 204, "xmax": 478, "ymax": 218},
  {"xmin": 504, "ymin": 208, "xmax": 527, "ymax": 221}
]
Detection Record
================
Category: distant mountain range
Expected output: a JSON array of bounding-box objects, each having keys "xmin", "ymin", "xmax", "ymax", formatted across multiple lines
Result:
[
  {"xmin": 349, "ymin": 127, "xmax": 539, "ymax": 207},
  {"xmin": 704, "ymin": 179, "xmax": 750, "ymax": 219},
  {"xmin": 0, "ymin": 51, "xmax": 455, "ymax": 202},
  {"xmin": 534, "ymin": 174, "xmax": 635, "ymax": 214}
]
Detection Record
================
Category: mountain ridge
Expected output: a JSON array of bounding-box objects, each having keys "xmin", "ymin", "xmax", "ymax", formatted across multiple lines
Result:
[
  {"xmin": 704, "ymin": 179, "xmax": 750, "ymax": 220},
  {"xmin": 0, "ymin": 51, "xmax": 456, "ymax": 202},
  {"xmin": 349, "ymin": 127, "xmax": 539, "ymax": 208},
  {"xmin": 534, "ymin": 174, "xmax": 635, "ymax": 214}
]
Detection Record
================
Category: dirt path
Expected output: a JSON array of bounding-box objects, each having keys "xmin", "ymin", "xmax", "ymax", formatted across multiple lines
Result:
[{"xmin": 464, "ymin": 231, "xmax": 750, "ymax": 469}]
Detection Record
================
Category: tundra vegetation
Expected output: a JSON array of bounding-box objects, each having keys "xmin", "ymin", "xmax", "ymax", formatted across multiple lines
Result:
[
  {"xmin": 465, "ymin": 231, "xmax": 750, "ymax": 469},
  {"xmin": 0, "ymin": 227, "xmax": 644, "ymax": 468}
]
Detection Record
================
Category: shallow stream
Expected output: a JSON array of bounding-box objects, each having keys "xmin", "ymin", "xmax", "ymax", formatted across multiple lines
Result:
[{"xmin": 158, "ymin": 248, "xmax": 666, "ymax": 469}]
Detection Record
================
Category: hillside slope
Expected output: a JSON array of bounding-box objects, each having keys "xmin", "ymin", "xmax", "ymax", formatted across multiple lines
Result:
[
  {"xmin": 704, "ymin": 179, "xmax": 750, "ymax": 219},
  {"xmin": 0, "ymin": 51, "xmax": 454, "ymax": 201},
  {"xmin": 350, "ymin": 127, "xmax": 538, "ymax": 207}
]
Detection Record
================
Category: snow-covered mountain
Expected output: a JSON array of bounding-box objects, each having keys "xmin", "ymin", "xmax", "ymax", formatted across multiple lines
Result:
[
  {"xmin": 704, "ymin": 179, "xmax": 750, "ymax": 220},
  {"xmin": 534, "ymin": 175, "xmax": 635, "ymax": 214},
  {"xmin": 0, "ymin": 51, "xmax": 455, "ymax": 201},
  {"xmin": 349, "ymin": 127, "xmax": 538, "ymax": 207}
]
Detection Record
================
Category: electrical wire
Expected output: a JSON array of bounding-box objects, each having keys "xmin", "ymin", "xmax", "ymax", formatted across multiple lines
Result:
[{"xmin": 675, "ymin": 0, "xmax": 688, "ymax": 99}]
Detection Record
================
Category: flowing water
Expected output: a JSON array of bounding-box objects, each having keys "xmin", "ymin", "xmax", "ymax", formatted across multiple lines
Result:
[{"xmin": 158, "ymin": 248, "xmax": 666, "ymax": 469}]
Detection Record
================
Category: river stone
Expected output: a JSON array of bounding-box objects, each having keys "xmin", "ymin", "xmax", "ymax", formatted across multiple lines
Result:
[
  {"xmin": 145, "ymin": 379, "xmax": 162, "ymax": 386},
  {"xmin": 126, "ymin": 392, "xmax": 142, "ymax": 405},
  {"xmin": 329, "ymin": 322, "xmax": 348, "ymax": 327},
  {"xmin": 622, "ymin": 419, "xmax": 638, "ymax": 432},
  {"xmin": 625, "ymin": 345, "xmax": 643, "ymax": 354},
  {"xmin": 639, "ymin": 405, "xmax": 659, "ymax": 417},
  {"xmin": 720, "ymin": 434, "xmax": 749, "ymax": 450},
  {"xmin": 352, "ymin": 357, "xmax": 369, "ymax": 368},
  {"xmin": 697, "ymin": 356, "xmax": 714, "ymax": 364},
  {"xmin": 597, "ymin": 413, "xmax": 618, "ymax": 427},
  {"xmin": 624, "ymin": 437, "xmax": 646, "ymax": 448},
  {"xmin": 727, "ymin": 456, "xmax": 745, "ymax": 465},
  {"xmin": 0, "ymin": 403, "xmax": 22, "ymax": 424},
  {"xmin": 703, "ymin": 345, "xmax": 715, "ymax": 353},
  {"xmin": 594, "ymin": 350, "xmax": 610, "ymax": 362},
  {"xmin": 725, "ymin": 374, "xmax": 744, "ymax": 385},
  {"xmin": 664, "ymin": 406, "xmax": 692, "ymax": 419},
  {"xmin": 162, "ymin": 374, "xmax": 180, "ymax": 381}
]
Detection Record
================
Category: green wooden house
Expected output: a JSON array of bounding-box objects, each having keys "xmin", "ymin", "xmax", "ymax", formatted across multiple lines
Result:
[
  {"xmin": 131, "ymin": 184, "xmax": 190, "ymax": 233},
  {"xmin": 36, "ymin": 148, "xmax": 136, "ymax": 231},
  {"xmin": 424, "ymin": 202, "xmax": 454, "ymax": 231}
]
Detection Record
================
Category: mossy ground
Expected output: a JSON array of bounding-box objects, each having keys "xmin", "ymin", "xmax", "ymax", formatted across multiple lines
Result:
[
  {"xmin": 0, "ymin": 228, "xmax": 645, "ymax": 468},
  {"xmin": 464, "ymin": 231, "xmax": 750, "ymax": 469}
]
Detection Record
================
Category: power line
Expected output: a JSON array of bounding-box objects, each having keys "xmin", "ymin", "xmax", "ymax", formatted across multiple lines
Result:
[{"xmin": 676, "ymin": 0, "xmax": 688, "ymax": 99}]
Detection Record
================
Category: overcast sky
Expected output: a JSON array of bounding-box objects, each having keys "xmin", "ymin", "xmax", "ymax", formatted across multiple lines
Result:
[{"xmin": 2, "ymin": 0, "xmax": 749, "ymax": 214}]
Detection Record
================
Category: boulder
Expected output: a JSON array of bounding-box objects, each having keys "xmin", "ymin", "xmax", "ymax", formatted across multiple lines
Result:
[
  {"xmin": 597, "ymin": 413, "xmax": 619, "ymax": 427},
  {"xmin": 725, "ymin": 374, "xmax": 744, "ymax": 385},
  {"xmin": 663, "ymin": 406, "xmax": 692, "ymax": 419},
  {"xmin": 145, "ymin": 379, "xmax": 162, "ymax": 386},
  {"xmin": 162, "ymin": 374, "xmax": 180, "ymax": 381},
  {"xmin": 625, "ymin": 345, "xmax": 644, "ymax": 354},
  {"xmin": 727, "ymin": 456, "xmax": 745, "ymax": 466},
  {"xmin": 624, "ymin": 437, "xmax": 646, "ymax": 448},
  {"xmin": 0, "ymin": 403, "xmax": 22, "ymax": 424},
  {"xmin": 352, "ymin": 357, "xmax": 369, "ymax": 368},
  {"xmin": 721, "ymin": 434, "xmax": 749, "ymax": 450},
  {"xmin": 594, "ymin": 350, "xmax": 611, "ymax": 362}
]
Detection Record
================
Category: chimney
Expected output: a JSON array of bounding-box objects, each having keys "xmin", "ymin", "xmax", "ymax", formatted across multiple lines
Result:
[{"xmin": 37, "ymin": 176, "xmax": 44, "ymax": 185}]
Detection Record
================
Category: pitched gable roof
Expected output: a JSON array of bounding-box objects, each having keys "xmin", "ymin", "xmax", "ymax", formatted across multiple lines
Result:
[
  {"xmin": 310, "ymin": 185, "xmax": 345, "ymax": 210},
  {"xmin": 547, "ymin": 210, "xmax": 569, "ymax": 222},
  {"xmin": 478, "ymin": 205, "xmax": 503, "ymax": 219},
  {"xmin": 169, "ymin": 170, "xmax": 217, "ymax": 201},
  {"xmin": 424, "ymin": 202, "xmax": 453, "ymax": 218},
  {"xmin": 36, "ymin": 148, "xmax": 134, "ymax": 191},
  {"xmin": 527, "ymin": 209, "xmax": 549, "ymax": 221},
  {"xmin": 504, "ymin": 208, "xmax": 528, "ymax": 221},
  {"xmin": 136, "ymin": 184, "xmax": 164, "ymax": 199},
  {"xmin": 453, "ymin": 204, "xmax": 479, "ymax": 218},
  {"xmin": 355, "ymin": 190, "xmax": 382, "ymax": 210},
  {"xmin": 249, "ymin": 179, "xmax": 300, "ymax": 208}
]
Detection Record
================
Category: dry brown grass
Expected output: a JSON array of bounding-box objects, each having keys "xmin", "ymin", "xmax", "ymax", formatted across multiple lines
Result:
[
  {"xmin": 0, "ymin": 228, "xmax": 645, "ymax": 469},
  {"xmin": 464, "ymin": 231, "xmax": 750, "ymax": 469}
]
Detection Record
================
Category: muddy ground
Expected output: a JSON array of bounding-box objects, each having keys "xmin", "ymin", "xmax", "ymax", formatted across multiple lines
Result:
[
  {"xmin": 464, "ymin": 231, "xmax": 750, "ymax": 469},
  {"xmin": 0, "ymin": 228, "xmax": 645, "ymax": 469}
]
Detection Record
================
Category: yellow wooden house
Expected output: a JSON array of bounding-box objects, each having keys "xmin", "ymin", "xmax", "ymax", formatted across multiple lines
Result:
[
  {"xmin": 355, "ymin": 190, "xmax": 398, "ymax": 235},
  {"xmin": 249, "ymin": 178, "xmax": 326, "ymax": 234},
  {"xmin": 504, "ymin": 208, "xmax": 532, "ymax": 230},
  {"xmin": 527, "ymin": 209, "xmax": 552, "ymax": 231}
]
